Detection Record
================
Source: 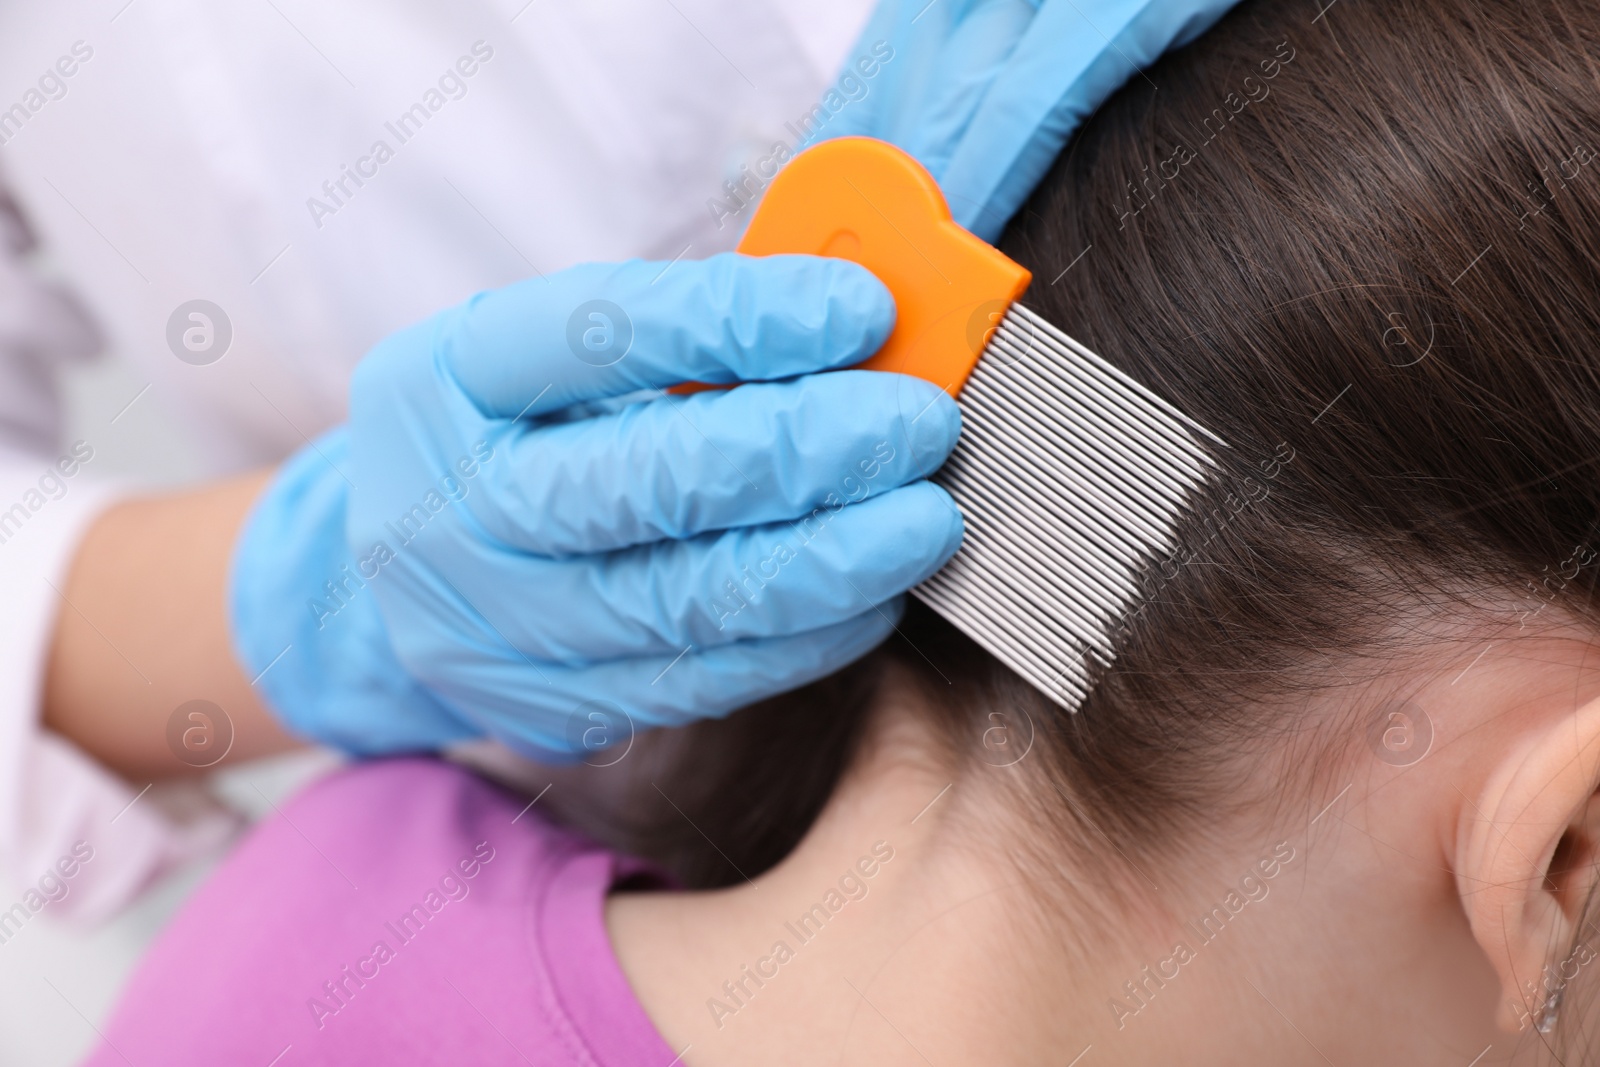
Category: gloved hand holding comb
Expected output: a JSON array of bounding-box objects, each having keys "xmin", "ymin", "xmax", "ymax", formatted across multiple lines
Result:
[{"xmin": 231, "ymin": 255, "xmax": 963, "ymax": 758}]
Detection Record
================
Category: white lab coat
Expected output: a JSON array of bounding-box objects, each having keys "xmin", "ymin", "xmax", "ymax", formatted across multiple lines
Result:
[{"xmin": 0, "ymin": 0, "xmax": 874, "ymax": 919}]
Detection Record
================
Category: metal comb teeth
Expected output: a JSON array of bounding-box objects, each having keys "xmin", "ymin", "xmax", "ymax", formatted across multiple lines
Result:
[{"xmin": 915, "ymin": 303, "xmax": 1223, "ymax": 711}]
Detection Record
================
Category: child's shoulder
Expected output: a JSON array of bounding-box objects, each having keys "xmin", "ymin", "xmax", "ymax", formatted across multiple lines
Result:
[{"xmin": 84, "ymin": 757, "xmax": 663, "ymax": 1065}]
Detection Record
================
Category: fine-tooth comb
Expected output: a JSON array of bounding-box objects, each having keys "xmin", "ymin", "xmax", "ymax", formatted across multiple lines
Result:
[{"xmin": 719, "ymin": 137, "xmax": 1223, "ymax": 710}]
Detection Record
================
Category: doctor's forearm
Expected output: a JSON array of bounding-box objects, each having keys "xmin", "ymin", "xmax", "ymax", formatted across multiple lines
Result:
[{"xmin": 42, "ymin": 471, "xmax": 304, "ymax": 778}]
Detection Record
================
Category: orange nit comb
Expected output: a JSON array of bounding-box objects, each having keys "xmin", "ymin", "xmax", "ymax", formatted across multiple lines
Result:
[{"xmin": 682, "ymin": 137, "xmax": 1031, "ymax": 395}]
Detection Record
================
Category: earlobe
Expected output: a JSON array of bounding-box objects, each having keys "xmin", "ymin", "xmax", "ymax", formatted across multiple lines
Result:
[{"xmin": 1456, "ymin": 691, "xmax": 1600, "ymax": 1033}]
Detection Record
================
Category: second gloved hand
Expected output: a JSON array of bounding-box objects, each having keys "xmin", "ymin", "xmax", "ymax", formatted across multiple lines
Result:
[
  {"xmin": 825, "ymin": 0, "xmax": 1242, "ymax": 240},
  {"xmin": 232, "ymin": 253, "xmax": 963, "ymax": 758}
]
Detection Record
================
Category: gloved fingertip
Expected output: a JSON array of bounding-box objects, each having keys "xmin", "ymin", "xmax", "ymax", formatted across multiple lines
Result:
[
  {"xmin": 705, "ymin": 254, "xmax": 897, "ymax": 377},
  {"xmin": 908, "ymin": 479, "xmax": 967, "ymax": 566},
  {"xmin": 898, "ymin": 378, "xmax": 963, "ymax": 470},
  {"xmin": 845, "ymin": 481, "xmax": 967, "ymax": 594},
  {"xmin": 820, "ymin": 258, "xmax": 897, "ymax": 364},
  {"xmin": 939, "ymin": 489, "xmax": 967, "ymax": 561}
]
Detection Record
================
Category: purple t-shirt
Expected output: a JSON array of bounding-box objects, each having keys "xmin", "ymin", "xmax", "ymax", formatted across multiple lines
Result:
[{"xmin": 85, "ymin": 758, "xmax": 679, "ymax": 1066}]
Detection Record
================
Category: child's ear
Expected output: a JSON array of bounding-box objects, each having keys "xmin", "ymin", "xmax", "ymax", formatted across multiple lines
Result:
[{"xmin": 1457, "ymin": 691, "xmax": 1600, "ymax": 1033}]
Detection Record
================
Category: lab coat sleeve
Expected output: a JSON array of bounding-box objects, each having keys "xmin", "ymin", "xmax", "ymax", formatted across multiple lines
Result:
[{"xmin": 0, "ymin": 177, "xmax": 210, "ymax": 921}]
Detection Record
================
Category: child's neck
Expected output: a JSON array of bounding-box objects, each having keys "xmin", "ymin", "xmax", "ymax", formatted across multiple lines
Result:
[{"xmin": 605, "ymin": 713, "xmax": 1100, "ymax": 1066}]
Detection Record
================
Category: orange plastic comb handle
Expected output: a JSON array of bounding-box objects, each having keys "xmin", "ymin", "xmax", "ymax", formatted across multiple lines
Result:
[{"xmin": 690, "ymin": 137, "xmax": 1032, "ymax": 396}]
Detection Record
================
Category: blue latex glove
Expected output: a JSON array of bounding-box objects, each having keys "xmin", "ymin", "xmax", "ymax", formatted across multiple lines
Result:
[
  {"xmin": 825, "ymin": 0, "xmax": 1242, "ymax": 241},
  {"xmin": 231, "ymin": 254, "xmax": 964, "ymax": 758}
]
